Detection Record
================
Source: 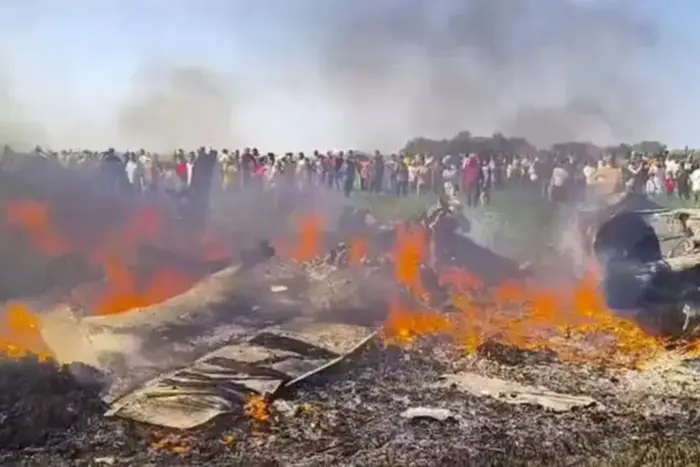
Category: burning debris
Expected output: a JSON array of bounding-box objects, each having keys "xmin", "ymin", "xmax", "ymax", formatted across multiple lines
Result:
[{"xmin": 3, "ymin": 162, "xmax": 700, "ymax": 464}]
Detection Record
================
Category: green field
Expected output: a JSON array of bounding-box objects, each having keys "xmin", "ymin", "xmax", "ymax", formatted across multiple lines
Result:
[{"xmin": 355, "ymin": 187, "xmax": 699, "ymax": 265}]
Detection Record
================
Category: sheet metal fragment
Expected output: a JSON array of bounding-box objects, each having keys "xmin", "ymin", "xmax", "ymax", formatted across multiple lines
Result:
[{"xmin": 106, "ymin": 320, "xmax": 377, "ymax": 429}]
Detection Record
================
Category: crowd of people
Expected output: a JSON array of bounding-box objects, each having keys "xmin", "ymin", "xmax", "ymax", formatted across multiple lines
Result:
[{"xmin": 4, "ymin": 144, "xmax": 700, "ymax": 207}]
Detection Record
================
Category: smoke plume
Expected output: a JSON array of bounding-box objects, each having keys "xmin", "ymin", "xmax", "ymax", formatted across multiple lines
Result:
[
  {"xmin": 287, "ymin": 0, "xmax": 665, "ymax": 149},
  {"xmin": 0, "ymin": 1, "xmax": 680, "ymax": 151},
  {"xmin": 116, "ymin": 64, "xmax": 238, "ymax": 152}
]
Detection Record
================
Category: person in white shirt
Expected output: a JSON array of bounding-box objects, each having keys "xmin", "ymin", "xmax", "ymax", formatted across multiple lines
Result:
[
  {"xmin": 690, "ymin": 165, "xmax": 700, "ymax": 204},
  {"xmin": 582, "ymin": 160, "xmax": 596, "ymax": 186},
  {"xmin": 186, "ymin": 153, "xmax": 196, "ymax": 186},
  {"xmin": 124, "ymin": 153, "xmax": 144, "ymax": 195},
  {"xmin": 666, "ymin": 158, "xmax": 680, "ymax": 179},
  {"xmin": 442, "ymin": 163, "xmax": 459, "ymax": 200},
  {"xmin": 549, "ymin": 161, "xmax": 569, "ymax": 203},
  {"xmin": 408, "ymin": 161, "xmax": 418, "ymax": 193}
]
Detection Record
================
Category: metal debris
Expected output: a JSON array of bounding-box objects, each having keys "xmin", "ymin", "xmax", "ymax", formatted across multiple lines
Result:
[
  {"xmin": 433, "ymin": 372, "xmax": 600, "ymax": 412},
  {"xmin": 400, "ymin": 407, "xmax": 457, "ymax": 422},
  {"xmin": 105, "ymin": 319, "xmax": 377, "ymax": 429}
]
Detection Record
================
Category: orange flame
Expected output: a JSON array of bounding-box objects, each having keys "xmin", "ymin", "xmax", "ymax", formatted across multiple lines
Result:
[
  {"xmin": 383, "ymin": 223, "xmax": 677, "ymax": 368},
  {"xmin": 348, "ymin": 237, "xmax": 368, "ymax": 266},
  {"xmin": 393, "ymin": 224, "xmax": 427, "ymax": 299},
  {"xmin": 244, "ymin": 394, "xmax": 270, "ymax": 422},
  {"xmin": 2, "ymin": 199, "xmax": 209, "ymax": 319},
  {"xmin": 0, "ymin": 302, "xmax": 51, "ymax": 360},
  {"xmin": 289, "ymin": 212, "xmax": 324, "ymax": 262},
  {"xmin": 5, "ymin": 201, "xmax": 69, "ymax": 256}
]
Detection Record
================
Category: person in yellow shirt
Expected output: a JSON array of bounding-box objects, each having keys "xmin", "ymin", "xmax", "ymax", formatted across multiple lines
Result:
[{"xmin": 222, "ymin": 160, "xmax": 237, "ymax": 190}]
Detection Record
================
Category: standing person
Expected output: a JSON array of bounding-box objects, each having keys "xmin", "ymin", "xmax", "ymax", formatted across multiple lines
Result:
[
  {"xmin": 677, "ymin": 164, "xmax": 691, "ymax": 200},
  {"xmin": 653, "ymin": 158, "xmax": 666, "ymax": 197},
  {"xmin": 371, "ymin": 151, "xmax": 384, "ymax": 193},
  {"xmin": 690, "ymin": 165, "xmax": 700, "ymax": 204},
  {"xmin": 665, "ymin": 173, "xmax": 675, "ymax": 197},
  {"xmin": 101, "ymin": 149, "xmax": 127, "ymax": 196},
  {"xmin": 332, "ymin": 151, "xmax": 344, "ymax": 191},
  {"xmin": 359, "ymin": 157, "xmax": 371, "ymax": 191},
  {"xmin": 527, "ymin": 159, "xmax": 539, "ymax": 194},
  {"xmin": 343, "ymin": 155, "xmax": 357, "ymax": 198},
  {"xmin": 479, "ymin": 159, "xmax": 493, "ymax": 205},
  {"xmin": 175, "ymin": 152, "xmax": 188, "ymax": 184},
  {"xmin": 124, "ymin": 153, "xmax": 144, "ymax": 195},
  {"xmin": 186, "ymin": 151, "xmax": 197, "ymax": 186},
  {"xmin": 395, "ymin": 159, "xmax": 409, "ymax": 197},
  {"xmin": 416, "ymin": 156, "xmax": 430, "ymax": 196},
  {"xmin": 239, "ymin": 148, "xmax": 254, "ymax": 188},
  {"xmin": 188, "ymin": 148, "xmax": 217, "ymax": 230},
  {"xmin": 626, "ymin": 158, "xmax": 648, "ymax": 195},
  {"xmin": 549, "ymin": 160, "xmax": 569, "ymax": 203},
  {"xmin": 386, "ymin": 154, "xmax": 398, "ymax": 194},
  {"xmin": 461, "ymin": 154, "xmax": 480, "ymax": 207},
  {"xmin": 408, "ymin": 158, "xmax": 419, "ymax": 194}
]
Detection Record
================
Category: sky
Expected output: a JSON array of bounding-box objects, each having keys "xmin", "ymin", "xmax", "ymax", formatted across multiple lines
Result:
[{"xmin": 0, "ymin": 0, "xmax": 698, "ymax": 151}]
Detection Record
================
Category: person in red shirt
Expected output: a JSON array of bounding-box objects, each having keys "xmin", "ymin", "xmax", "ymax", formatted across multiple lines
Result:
[
  {"xmin": 665, "ymin": 174, "xmax": 675, "ymax": 196},
  {"xmin": 175, "ymin": 152, "xmax": 188, "ymax": 183},
  {"xmin": 461, "ymin": 154, "xmax": 480, "ymax": 207}
]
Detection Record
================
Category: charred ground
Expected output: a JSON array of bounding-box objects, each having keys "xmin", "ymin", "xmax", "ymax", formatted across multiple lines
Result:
[
  {"xmin": 3, "ymin": 344, "xmax": 700, "ymax": 466},
  {"xmin": 1, "ymin": 160, "xmax": 700, "ymax": 466}
]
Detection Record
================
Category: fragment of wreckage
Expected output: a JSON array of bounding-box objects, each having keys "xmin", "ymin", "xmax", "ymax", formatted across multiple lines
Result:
[
  {"xmin": 432, "ymin": 372, "xmax": 600, "ymax": 412},
  {"xmin": 584, "ymin": 198, "xmax": 700, "ymax": 337},
  {"xmin": 35, "ymin": 250, "xmax": 384, "ymax": 429}
]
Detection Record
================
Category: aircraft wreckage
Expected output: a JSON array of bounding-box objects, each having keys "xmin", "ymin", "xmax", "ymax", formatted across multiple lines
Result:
[
  {"xmin": 565, "ymin": 191, "xmax": 700, "ymax": 337},
  {"xmin": 5, "ymin": 156, "xmax": 700, "ymax": 434},
  {"xmin": 0, "ymin": 162, "xmax": 529, "ymax": 430},
  {"xmin": 3, "ymin": 212, "xmax": 524, "ymax": 429}
]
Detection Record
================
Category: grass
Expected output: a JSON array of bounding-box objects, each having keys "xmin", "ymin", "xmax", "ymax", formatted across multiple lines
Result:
[
  {"xmin": 355, "ymin": 187, "xmax": 700, "ymax": 262},
  {"xmin": 354, "ymin": 187, "xmax": 563, "ymax": 261}
]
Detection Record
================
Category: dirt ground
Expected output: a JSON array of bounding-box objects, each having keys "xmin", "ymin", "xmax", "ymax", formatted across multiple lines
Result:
[{"xmin": 3, "ymin": 340, "xmax": 700, "ymax": 467}]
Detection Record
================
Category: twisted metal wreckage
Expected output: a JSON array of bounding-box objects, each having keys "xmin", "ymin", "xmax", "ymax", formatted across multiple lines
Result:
[
  {"xmin": 0, "ymin": 149, "xmax": 532, "ymax": 430},
  {"xmin": 5, "ymin": 149, "xmax": 700, "ymax": 431}
]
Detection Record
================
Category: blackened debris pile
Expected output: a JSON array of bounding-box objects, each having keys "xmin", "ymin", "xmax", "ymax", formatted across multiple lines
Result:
[{"xmin": 0, "ymin": 357, "xmax": 106, "ymax": 450}]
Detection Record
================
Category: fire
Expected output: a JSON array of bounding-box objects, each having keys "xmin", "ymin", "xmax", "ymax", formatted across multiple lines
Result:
[
  {"xmin": 0, "ymin": 302, "xmax": 51, "ymax": 360},
  {"xmin": 244, "ymin": 394, "xmax": 270, "ymax": 423},
  {"xmin": 93, "ymin": 254, "xmax": 194, "ymax": 315},
  {"xmin": 383, "ymin": 299, "xmax": 451, "ymax": 348},
  {"xmin": 5, "ymin": 201, "xmax": 69, "ymax": 256},
  {"xmin": 393, "ymin": 225, "xmax": 428, "ymax": 300},
  {"xmin": 1, "ymin": 199, "xmax": 220, "ymax": 319},
  {"xmin": 348, "ymin": 237, "xmax": 368, "ymax": 266},
  {"xmin": 289, "ymin": 212, "xmax": 324, "ymax": 262},
  {"xmin": 149, "ymin": 433, "xmax": 191, "ymax": 454},
  {"xmin": 0, "ymin": 194, "xmax": 692, "ymax": 369},
  {"xmin": 382, "ymin": 225, "xmax": 682, "ymax": 368}
]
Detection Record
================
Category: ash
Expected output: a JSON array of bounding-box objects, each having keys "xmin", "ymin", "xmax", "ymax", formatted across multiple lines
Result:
[{"xmin": 3, "ymin": 343, "xmax": 700, "ymax": 467}]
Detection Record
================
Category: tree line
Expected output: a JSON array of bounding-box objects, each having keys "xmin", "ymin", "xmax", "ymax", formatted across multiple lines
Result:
[{"xmin": 402, "ymin": 131, "xmax": 669, "ymax": 161}]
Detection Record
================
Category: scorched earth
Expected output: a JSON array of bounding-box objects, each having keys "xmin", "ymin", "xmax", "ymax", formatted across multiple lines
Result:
[{"xmin": 0, "ymin": 166, "xmax": 700, "ymax": 466}]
